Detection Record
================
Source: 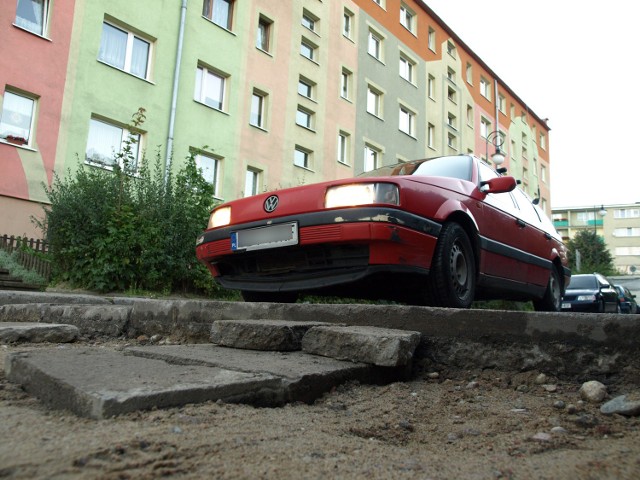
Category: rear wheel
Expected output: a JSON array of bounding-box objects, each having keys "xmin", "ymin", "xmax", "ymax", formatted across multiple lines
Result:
[
  {"xmin": 533, "ymin": 267, "xmax": 562, "ymax": 312},
  {"xmin": 427, "ymin": 222, "xmax": 476, "ymax": 309},
  {"xmin": 241, "ymin": 291, "xmax": 298, "ymax": 303}
]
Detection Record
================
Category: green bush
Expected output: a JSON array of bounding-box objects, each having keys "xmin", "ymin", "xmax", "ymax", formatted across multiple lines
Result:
[
  {"xmin": 37, "ymin": 109, "xmax": 221, "ymax": 295},
  {"xmin": 0, "ymin": 250, "xmax": 47, "ymax": 287}
]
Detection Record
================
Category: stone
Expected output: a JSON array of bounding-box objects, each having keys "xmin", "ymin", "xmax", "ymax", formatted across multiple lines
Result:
[
  {"xmin": 579, "ymin": 380, "xmax": 607, "ymax": 403},
  {"xmin": 0, "ymin": 322, "xmax": 78, "ymax": 344},
  {"xmin": 600, "ymin": 394, "xmax": 640, "ymax": 417}
]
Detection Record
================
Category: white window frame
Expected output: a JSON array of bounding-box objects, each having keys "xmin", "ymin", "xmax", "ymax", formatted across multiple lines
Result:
[
  {"xmin": 85, "ymin": 117, "xmax": 141, "ymax": 170},
  {"xmin": 343, "ymin": 9, "xmax": 354, "ymax": 39},
  {"xmin": 0, "ymin": 90, "xmax": 36, "ymax": 147},
  {"xmin": 14, "ymin": 0, "xmax": 49, "ymax": 37},
  {"xmin": 203, "ymin": 0, "xmax": 234, "ymax": 31},
  {"xmin": 294, "ymin": 146, "xmax": 312, "ymax": 169},
  {"xmin": 194, "ymin": 65, "xmax": 227, "ymax": 111},
  {"xmin": 400, "ymin": 4, "xmax": 415, "ymax": 33},
  {"xmin": 447, "ymin": 41, "xmax": 456, "ymax": 58},
  {"xmin": 480, "ymin": 77, "xmax": 491, "ymax": 100},
  {"xmin": 301, "ymin": 9, "xmax": 318, "ymax": 33},
  {"xmin": 98, "ymin": 21, "xmax": 152, "ymax": 80},
  {"xmin": 428, "ymin": 27, "xmax": 436, "ymax": 52},
  {"xmin": 250, "ymin": 90, "xmax": 267, "ymax": 129},
  {"xmin": 399, "ymin": 54, "xmax": 415, "ymax": 83},
  {"xmin": 367, "ymin": 29, "xmax": 383, "ymax": 61},
  {"xmin": 195, "ymin": 153, "xmax": 221, "ymax": 197},
  {"xmin": 427, "ymin": 123, "xmax": 435, "ymax": 149},
  {"xmin": 338, "ymin": 131, "xmax": 350, "ymax": 165},
  {"xmin": 366, "ymin": 86, "xmax": 382, "ymax": 117},
  {"xmin": 364, "ymin": 144, "xmax": 380, "ymax": 172},
  {"xmin": 427, "ymin": 75, "xmax": 435, "ymax": 99},
  {"xmin": 296, "ymin": 106, "xmax": 314, "ymax": 130},
  {"xmin": 480, "ymin": 118, "xmax": 491, "ymax": 138},
  {"xmin": 256, "ymin": 15, "xmax": 272, "ymax": 52},
  {"xmin": 399, "ymin": 105, "xmax": 415, "ymax": 137},
  {"xmin": 244, "ymin": 168, "xmax": 260, "ymax": 197},
  {"xmin": 298, "ymin": 77, "xmax": 314, "ymax": 99},
  {"xmin": 341, "ymin": 68, "xmax": 352, "ymax": 100},
  {"xmin": 300, "ymin": 38, "xmax": 318, "ymax": 62}
]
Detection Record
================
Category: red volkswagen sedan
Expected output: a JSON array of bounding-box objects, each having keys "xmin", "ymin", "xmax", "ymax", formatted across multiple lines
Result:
[{"xmin": 196, "ymin": 155, "xmax": 570, "ymax": 310}]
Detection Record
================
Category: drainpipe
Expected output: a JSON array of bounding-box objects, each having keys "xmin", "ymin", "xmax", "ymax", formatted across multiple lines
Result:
[
  {"xmin": 165, "ymin": 0, "xmax": 188, "ymax": 184},
  {"xmin": 494, "ymin": 78, "xmax": 499, "ymax": 136}
]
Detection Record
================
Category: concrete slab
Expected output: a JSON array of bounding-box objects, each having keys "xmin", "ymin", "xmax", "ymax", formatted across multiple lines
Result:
[
  {"xmin": 125, "ymin": 344, "xmax": 382, "ymax": 404},
  {"xmin": 5, "ymin": 347, "xmax": 282, "ymax": 419},
  {"xmin": 0, "ymin": 322, "xmax": 79, "ymax": 344},
  {"xmin": 210, "ymin": 319, "xmax": 338, "ymax": 351},
  {"xmin": 302, "ymin": 325, "xmax": 421, "ymax": 367}
]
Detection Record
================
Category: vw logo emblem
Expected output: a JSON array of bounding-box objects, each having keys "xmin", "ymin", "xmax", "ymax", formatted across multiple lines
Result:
[{"xmin": 264, "ymin": 195, "xmax": 279, "ymax": 213}]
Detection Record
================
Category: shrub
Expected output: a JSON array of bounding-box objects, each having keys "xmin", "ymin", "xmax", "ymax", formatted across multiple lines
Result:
[{"xmin": 37, "ymin": 109, "xmax": 221, "ymax": 295}]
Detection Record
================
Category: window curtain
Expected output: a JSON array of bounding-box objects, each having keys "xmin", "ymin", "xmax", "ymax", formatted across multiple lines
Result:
[
  {"xmin": 0, "ymin": 92, "xmax": 34, "ymax": 142},
  {"xmin": 98, "ymin": 23, "xmax": 127, "ymax": 70},
  {"xmin": 130, "ymin": 37, "xmax": 150, "ymax": 78},
  {"xmin": 15, "ymin": 0, "xmax": 44, "ymax": 35},
  {"xmin": 86, "ymin": 119, "xmax": 123, "ymax": 165},
  {"xmin": 213, "ymin": 0, "xmax": 231, "ymax": 28}
]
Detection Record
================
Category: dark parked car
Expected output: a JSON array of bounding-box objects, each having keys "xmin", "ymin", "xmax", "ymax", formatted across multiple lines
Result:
[
  {"xmin": 615, "ymin": 285, "xmax": 638, "ymax": 314},
  {"xmin": 196, "ymin": 155, "xmax": 570, "ymax": 310},
  {"xmin": 561, "ymin": 273, "xmax": 620, "ymax": 313}
]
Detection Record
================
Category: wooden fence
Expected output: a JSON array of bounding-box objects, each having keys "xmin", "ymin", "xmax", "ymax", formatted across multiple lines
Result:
[{"xmin": 0, "ymin": 235, "xmax": 51, "ymax": 280}]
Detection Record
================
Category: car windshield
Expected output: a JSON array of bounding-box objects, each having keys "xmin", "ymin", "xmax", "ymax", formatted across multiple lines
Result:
[
  {"xmin": 569, "ymin": 275, "xmax": 598, "ymax": 289},
  {"xmin": 360, "ymin": 155, "xmax": 473, "ymax": 181}
]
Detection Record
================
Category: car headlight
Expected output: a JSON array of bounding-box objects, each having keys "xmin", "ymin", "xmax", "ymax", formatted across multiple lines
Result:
[
  {"xmin": 325, "ymin": 183, "xmax": 399, "ymax": 208},
  {"xmin": 576, "ymin": 295, "xmax": 596, "ymax": 301},
  {"xmin": 208, "ymin": 206, "xmax": 231, "ymax": 229}
]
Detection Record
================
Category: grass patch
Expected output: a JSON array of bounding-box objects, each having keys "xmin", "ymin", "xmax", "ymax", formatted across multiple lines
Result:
[{"xmin": 0, "ymin": 249, "xmax": 47, "ymax": 287}]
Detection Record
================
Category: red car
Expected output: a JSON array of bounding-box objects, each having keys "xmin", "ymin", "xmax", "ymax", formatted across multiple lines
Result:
[{"xmin": 196, "ymin": 155, "xmax": 570, "ymax": 310}]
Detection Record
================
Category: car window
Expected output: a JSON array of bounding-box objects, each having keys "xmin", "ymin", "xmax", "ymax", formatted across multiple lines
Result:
[
  {"xmin": 477, "ymin": 161, "xmax": 519, "ymax": 213},
  {"xmin": 511, "ymin": 188, "xmax": 542, "ymax": 226},
  {"xmin": 570, "ymin": 275, "xmax": 597, "ymax": 289},
  {"xmin": 595, "ymin": 274, "xmax": 610, "ymax": 288},
  {"xmin": 360, "ymin": 155, "xmax": 472, "ymax": 181}
]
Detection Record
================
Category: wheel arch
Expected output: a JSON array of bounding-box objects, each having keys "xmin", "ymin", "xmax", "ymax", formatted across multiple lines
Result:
[{"xmin": 442, "ymin": 210, "xmax": 481, "ymax": 280}]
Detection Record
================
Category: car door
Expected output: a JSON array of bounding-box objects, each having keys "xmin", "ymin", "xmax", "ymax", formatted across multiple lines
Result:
[
  {"xmin": 475, "ymin": 162, "xmax": 529, "ymax": 283},
  {"xmin": 596, "ymin": 274, "xmax": 619, "ymax": 312}
]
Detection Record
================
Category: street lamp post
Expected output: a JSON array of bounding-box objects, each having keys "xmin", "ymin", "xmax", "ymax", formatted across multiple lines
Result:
[
  {"xmin": 593, "ymin": 205, "xmax": 607, "ymax": 234},
  {"xmin": 485, "ymin": 131, "xmax": 505, "ymax": 168}
]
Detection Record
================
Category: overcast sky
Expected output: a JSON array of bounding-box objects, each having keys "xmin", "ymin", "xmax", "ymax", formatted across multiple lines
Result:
[{"xmin": 424, "ymin": 0, "xmax": 640, "ymax": 208}]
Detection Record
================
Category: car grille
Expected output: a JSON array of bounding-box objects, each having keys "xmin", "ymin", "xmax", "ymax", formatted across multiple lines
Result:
[{"xmin": 216, "ymin": 244, "xmax": 369, "ymax": 277}]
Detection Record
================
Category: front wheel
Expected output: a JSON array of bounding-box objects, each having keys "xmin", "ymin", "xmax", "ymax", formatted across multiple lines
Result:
[
  {"xmin": 427, "ymin": 222, "xmax": 476, "ymax": 309},
  {"xmin": 533, "ymin": 268, "xmax": 562, "ymax": 312},
  {"xmin": 241, "ymin": 291, "xmax": 298, "ymax": 303}
]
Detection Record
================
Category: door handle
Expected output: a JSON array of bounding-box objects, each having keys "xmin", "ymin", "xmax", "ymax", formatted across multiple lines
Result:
[
  {"xmin": 544, "ymin": 232, "xmax": 552, "ymax": 240},
  {"xmin": 516, "ymin": 219, "xmax": 526, "ymax": 228}
]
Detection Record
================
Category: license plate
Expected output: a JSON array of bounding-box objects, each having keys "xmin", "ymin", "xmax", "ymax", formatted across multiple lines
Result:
[
  {"xmin": 231, "ymin": 222, "xmax": 298, "ymax": 251},
  {"xmin": 561, "ymin": 302, "xmax": 571, "ymax": 309}
]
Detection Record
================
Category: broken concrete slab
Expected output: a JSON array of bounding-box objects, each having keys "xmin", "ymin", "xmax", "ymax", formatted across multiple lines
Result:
[
  {"xmin": 5, "ymin": 347, "xmax": 282, "ymax": 419},
  {"xmin": 0, "ymin": 304, "xmax": 131, "ymax": 338},
  {"xmin": 210, "ymin": 319, "xmax": 338, "ymax": 351},
  {"xmin": 0, "ymin": 322, "xmax": 79, "ymax": 344},
  {"xmin": 302, "ymin": 325, "xmax": 421, "ymax": 367},
  {"xmin": 0, "ymin": 290, "xmax": 113, "ymax": 306},
  {"xmin": 124, "ymin": 344, "xmax": 384, "ymax": 404}
]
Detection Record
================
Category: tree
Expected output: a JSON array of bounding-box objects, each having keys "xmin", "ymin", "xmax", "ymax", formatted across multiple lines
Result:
[{"xmin": 567, "ymin": 230, "xmax": 616, "ymax": 276}]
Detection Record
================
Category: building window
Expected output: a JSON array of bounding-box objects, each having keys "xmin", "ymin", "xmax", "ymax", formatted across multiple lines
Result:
[
  {"xmin": 298, "ymin": 77, "xmax": 314, "ymax": 99},
  {"xmin": 294, "ymin": 146, "xmax": 311, "ymax": 169},
  {"xmin": 447, "ymin": 86, "xmax": 456, "ymax": 103},
  {"xmin": 466, "ymin": 105, "xmax": 473, "ymax": 125},
  {"xmin": 250, "ymin": 90, "xmax": 266, "ymax": 128},
  {"xmin": 195, "ymin": 153, "xmax": 220, "ymax": 197},
  {"xmin": 98, "ymin": 22, "xmax": 151, "ymax": 79},
  {"xmin": 372, "ymin": 0, "xmax": 384, "ymax": 7},
  {"xmin": 400, "ymin": 4, "xmax": 415, "ymax": 33},
  {"xmin": 498, "ymin": 94, "xmax": 506, "ymax": 113},
  {"xmin": 614, "ymin": 209, "xmax": 640, "ymax": 219},
  {"xmin": 427, "ymin": 75, "xmax": 435, "ymax": 99},
  {"xmin": 301, "ymin": 10, "xmax": 318, "ymax": 33},
  {"xmin": 296, "ymin": 106, "xmax": 314, "ymax": 130},
  {"xmin": 447, "ymin": 41, "xmax": 456, "ymax": 58},
  {"xmin": 244, "ymin": 168, "xmax": 260, "ymax": 197},
  {"xmin": 341, "ymin": 68, "xmax": 352, "ymax": 100},
  {"xmin": 256, "ymin": 16, "xmax": 272, "ymax": 52},
  {"xmin": 540, "ymin": 133, "xmax": 547, "ymax": 150},
  {"xmin": 447, "ymin": 112, "xmax": 457, "ymax": 130},
  {"xmin": 480, "ymin": 118, "xmax": 490, "ymax": 138},
  {"xmin": 343, "ymin": 9, "xmax": 353, "ymax": 38},
  {"xmin": 480, "ymin": 77, "xmax": 491, "ymax": 100},
  {"xmin": 0, "ymin": 90, "xmax": 35, "ymax": 147},
  {"xmin": 427, "ymin": 123, "xmax": 435, "ymax": 148},
  {"xmin": 194, "ymin": 65, "xmax": 226, "ymax": 110},
  {"xmin": 447, "ymin": 132, "xmax": 457, "ymax": 150},
  {"xmin": 15, "ymin": 0, "xmax": 49, "ymax": 36},
  {"xmin": 300, "ymin": 38, "xmax": 317, "ymax": 61},
  {"xmin": 540, "ymin": 164, "xmax": 547, "ymax": 183},
  {"xmin": 399, "ymin": 55, "xmax": 415, "ymax": 83},
  {"xmin": 364, "ymin": 144, "xmax": 380, "ymax": 172},
  {"xmin": 399, "ymin": 106, "xmax": 415, "ymax": 136},
  {"xmin": 85, "ymin": 117, "xmax": 141, "ymax": 169},
  {"xmin": 367, "ymin": 30, "xmax": 383, "ymax": 61},
  {"xmin": 428, "ymin": 27, "xmax": 436, "ymax": 51},
  {"xmin": 447, "ymin": 67, "xmax": 456, "ymax": 84},
  {"xmin": 203, "ymin": 0, "xmax": 234, "ymax": 30},
  {"xmin": 338, "ymin": 131, "xmax": 350, "ymax": 165},
  {"xmin": 466, "ymin": 62, "xmax": 473, "ymax": 84},
  {"xmin": 615, "ymin": 247, "xmax": 640, "ymax": 256},
  {"xmin": 366, "ymin": 86, "xmax": 382, "ymax": 117}
]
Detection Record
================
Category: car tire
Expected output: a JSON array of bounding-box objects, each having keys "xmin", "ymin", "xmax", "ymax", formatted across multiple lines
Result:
[
  {"xmin": 533, "ymin": 267, "xmax": 562, "ymax": 312},
  {"xmin": 598, "ymin": 299, "xmax": 605, "ymax": 313},
  {"xmin": 616, "ymin": 303, "xmax": 622, "ymax": 314},
  {"xmin": 427, "ymin": 222, "xmax": 476, "ymax": 309},
  {"xmin": 241, "ymin": 291, "xmax": 298, "ymax": 303}
]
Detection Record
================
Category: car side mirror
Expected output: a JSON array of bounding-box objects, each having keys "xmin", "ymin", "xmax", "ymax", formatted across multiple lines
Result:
[{"xmin": 480, "ymin": 176, "xmax": 517, "ymax": 194}]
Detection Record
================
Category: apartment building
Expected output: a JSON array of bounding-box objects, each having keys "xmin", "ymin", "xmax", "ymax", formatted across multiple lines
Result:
[
  {"xmin": 553, "ymin": 203, "xmax": 640, "ymax": 274},
  {"xmin": 1, "ymin": 0, "xmax": 552, "ymax": 239}
]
